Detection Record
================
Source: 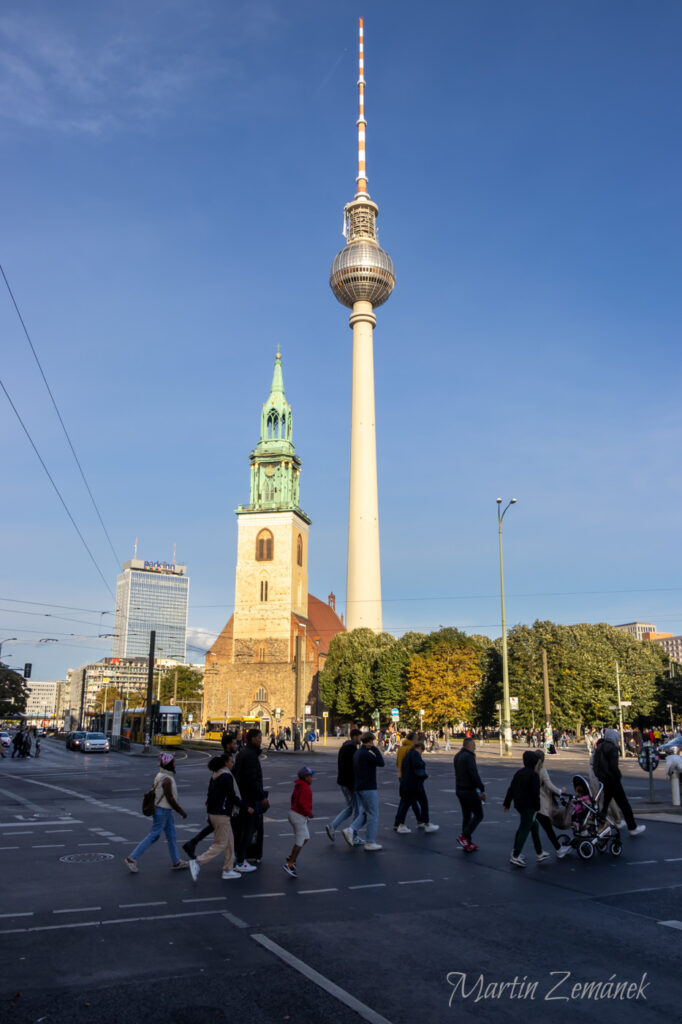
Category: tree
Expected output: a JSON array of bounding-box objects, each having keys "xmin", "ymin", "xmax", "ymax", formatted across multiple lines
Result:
[
  {"xmin": 156, "ymin": 665, "xmax": 203, "ymax": 705},
  {"xmin": 405, "ymin": 631, "xmax": 481, "ymax": 728},
  {"xmin": 373, "ymin": 632, "xmax": 427, "ymax": 717},
  {"xmin": 0, "ymin": 664, "xmax": 29, "ymax": 717},
  {"xmin": 93, "ymin": 686, "xmax": 125, "ymax": 712},
  {"xmin": 319, "ymin": 629, "xmax": 395, "ymax": 720}
]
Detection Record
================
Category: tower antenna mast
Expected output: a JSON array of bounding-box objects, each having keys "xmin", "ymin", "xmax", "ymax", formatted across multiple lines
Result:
[{"xmin": 357, "ymin": 17, "xmax": 367, "ymax": 196}]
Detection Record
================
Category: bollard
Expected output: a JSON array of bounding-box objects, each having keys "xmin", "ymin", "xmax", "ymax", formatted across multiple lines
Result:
[
  {"xmin": 665, "ymin": 755, "xmax": 682, "ymax": 806},
  {"xmin": 672, "ymin": 774, "xmax": 681, "ymax": 807}
]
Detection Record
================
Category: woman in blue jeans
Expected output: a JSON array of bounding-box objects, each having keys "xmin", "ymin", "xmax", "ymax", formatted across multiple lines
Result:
[
  {"xmin": 343, "ymin": 732, "xmax": 384, "ymax": 852},
  {"xmin": 125, "ymin": 753, "xmax": 189, "ymax": 873}
]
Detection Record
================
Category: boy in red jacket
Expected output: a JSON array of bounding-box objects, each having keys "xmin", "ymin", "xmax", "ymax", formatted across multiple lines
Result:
[{"xmin": 283, "ymin": 766, "xmax": 315, "ymax": 877}]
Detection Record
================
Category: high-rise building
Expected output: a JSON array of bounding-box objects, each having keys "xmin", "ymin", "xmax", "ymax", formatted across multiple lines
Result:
[
  {"xmin": 113, "ymin": 559, "xmax": 189, "ymax": 661},
  {"xmin": 614, "ymin": 622, "xmax": 658, "ymax": 642},
  {"xmin": 330, "ymin": 18, "xmax": 395, "ymax": 632},
  {"xmin": 204, "ymin": 353, "xmax": 345, "ymax": 733}
]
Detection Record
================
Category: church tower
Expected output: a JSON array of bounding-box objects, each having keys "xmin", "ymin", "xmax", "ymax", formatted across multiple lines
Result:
[{"xmin": 233, "ymin": 350, "xmax": 311, "ymax": 654}]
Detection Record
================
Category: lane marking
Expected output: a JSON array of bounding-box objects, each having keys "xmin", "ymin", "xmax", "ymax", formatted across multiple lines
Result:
[
  {"xmin": 252, "ymin": 933, "xmax": 393, "ymax": 1024},
  {"xmin": 659, "ymin": 920, "xmax": 682, "ymax": 931},
  {"xmin": 0, "ymin": 785, "xmax": 50, "ymax": 815},
  {"xmin": 0, "ymin": 819, "xmax": 81, "ymax": 828},
  {"xmin": 17, "ymin": 778, "xmax": 145, "ymax": 818},
  {"xmin": 0, "ymin": 909, "xmax": 225, "ymax": 935},
  {"xmin": 0, "ymin": 912, "xmax": 33, "ymax": 919},
  {"xmin": 398, "ymin": 879, "xmax": 433, "ymax": 885},
  {"xmin": 32, "ymin": 844, "xmax": 65, "ymax": 849},
  {"xmin": 119, "ymin": 902, "xmax": 167, "ymax": 909},
  {"xmin": 297, "ymin": 888, "xmax": 338, "ymax": 895},
  {"xmin": 182, "ymin": 897, "xmax": 226, "ymax": 904},
  {"xmin": 242, "ymin": 892, "xmax": 285, "ymax": 899},
  {"xmin": 627, "ymin": 860, "xmax": 657, "ymax": 865},
  {"xmin": 348, "ymin": 883, "xmax": 386, "ymax": 890},
  {"xmin": 665, "ymin": 857, "xmax": 682, "ymax": 862},
  {"xmin": 221, "ymin": 911, "xmax": 249, "ymax": 929},
  {"xmin": 53, "ymin": 907, "xmax": 102, "ymax": 915},
  {"xmin": 45, "ymin": 829, "xmax": 73, "ymax": 833},
  {"xmin": 78, "ymin": 843, "xmax": 110, "ymax": 847},
  {"xmin": 0, "ymin": 846, "xmax": 19, "ymax": 851}
]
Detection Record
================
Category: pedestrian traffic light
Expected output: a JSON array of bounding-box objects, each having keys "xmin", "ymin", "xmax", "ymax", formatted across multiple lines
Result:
[{"xmin": 24, "ymin": 663, "xmax": 32, "ymax": 679}]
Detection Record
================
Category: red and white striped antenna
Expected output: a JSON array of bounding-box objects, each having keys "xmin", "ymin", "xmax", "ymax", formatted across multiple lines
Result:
[{"xmin": 356, "ymin": 17, "xmax": 368, "ymax": 195}]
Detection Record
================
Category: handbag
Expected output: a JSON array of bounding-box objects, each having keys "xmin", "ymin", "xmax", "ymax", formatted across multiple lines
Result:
[
  {"xmin": 550, "ymin": 797, "xmax": 571, "ymax": 829},
  {"xmin": 142, "ymin": 786, "xmax": 157, "ymax": 816}
]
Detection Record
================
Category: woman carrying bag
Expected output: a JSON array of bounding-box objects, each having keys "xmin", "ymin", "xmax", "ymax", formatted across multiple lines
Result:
[{"xmin": 534, "ymin": 750, "xmax": 569, "ymax": 859}]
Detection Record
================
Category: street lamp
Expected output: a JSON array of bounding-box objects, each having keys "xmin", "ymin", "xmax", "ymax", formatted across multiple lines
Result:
[
  {"xmin": 419, "ymin": 709, "xmax": 425, "ymax": 735},
  {"xmin": 0, "ymin": 637, "xmax": 17, "ymax": 661},
  {"xmin": 667, "ymin": 703, "xmax": 675, "ymax": 733},
  {"xmin": 497, "ymin": 498, "xmax": 517, "ymax": 756}
]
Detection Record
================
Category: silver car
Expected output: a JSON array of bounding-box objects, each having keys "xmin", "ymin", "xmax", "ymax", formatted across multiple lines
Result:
[{"xmin": 82, "ymin": 732, "xmax": 110, "ymax": 753}]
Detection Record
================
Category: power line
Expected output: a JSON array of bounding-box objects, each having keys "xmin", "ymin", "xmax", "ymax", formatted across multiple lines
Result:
[
  {"xmin": 0, "ymin": 377, "xmax": 114, "ymax": 600},
  {"xmin": 0, "ymin": 597, "xmax": 113, "ymax": 614},
  {"xmin": 1, "ymin": 263, "xmax": 120, "ymax": 567}
]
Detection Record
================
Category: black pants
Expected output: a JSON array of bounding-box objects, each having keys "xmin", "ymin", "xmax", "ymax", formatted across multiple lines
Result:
[
  {"xmin": 234, "ymin": 809, "xmax": 264, "ymax": 863},
  {"xmin": 185, "ymin": 820, "xmax": 214, "ymax": 854},
  {"xmin": 535, "ymin": 811, "xmax": 559, "ymax": 850},
  {"xmin": 394, "ymin": 783, "xmax": 423, "ymax": 826},
  {"xmin": 601, "ymin": 777, "xmax": 636, "ymax": 830},
  {"xmin": 513, "ymin": 810, "xmax": 542, "ymax": 857},
  {"xmin": 457, "ymin": 791, "xmax": 483, "ymax": 840}
]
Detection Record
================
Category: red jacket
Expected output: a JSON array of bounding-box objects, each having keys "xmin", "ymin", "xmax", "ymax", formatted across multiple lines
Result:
[{"xmin": 291, "ymin": 778, "xmax": 313, "ymax": 818}]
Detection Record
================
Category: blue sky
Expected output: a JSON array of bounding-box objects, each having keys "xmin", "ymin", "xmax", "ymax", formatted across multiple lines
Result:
[{"xmin": 1, "ymin": 0, "xmax": 680, "ymax": 682}]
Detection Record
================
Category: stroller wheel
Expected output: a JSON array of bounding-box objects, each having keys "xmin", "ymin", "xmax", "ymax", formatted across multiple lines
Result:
[
  {"xmin": 578, "ymin": 840, "xmax": 595, "ymax": 860},
  {"xmin": 557, "ymin": 834, "xmax": 571, "ymax": 848},
  {"xmin": 608, "ymin": 839, "xmax": 622, "ymax": 858}
]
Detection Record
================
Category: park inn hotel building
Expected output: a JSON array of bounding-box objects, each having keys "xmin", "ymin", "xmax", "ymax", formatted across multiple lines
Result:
[{"xmin": 113, "ymin": 559, "xmax": 189, "ymax": 662}]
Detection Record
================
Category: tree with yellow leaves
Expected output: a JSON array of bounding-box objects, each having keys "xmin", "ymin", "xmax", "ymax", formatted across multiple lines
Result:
[{"xmin": 405, "ymin": 632, "xmax": 480, "ymax": 727}]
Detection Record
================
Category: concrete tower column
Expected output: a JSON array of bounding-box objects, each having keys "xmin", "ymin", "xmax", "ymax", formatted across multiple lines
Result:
[{"xmin": 347, "ymin": 300, "xmax": 381, "ymax": 631}]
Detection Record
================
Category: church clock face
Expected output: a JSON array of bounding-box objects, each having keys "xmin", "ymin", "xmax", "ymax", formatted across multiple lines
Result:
[{"xmin": 264, "ymin": 465, "xmax": 276, "ymax": 478}]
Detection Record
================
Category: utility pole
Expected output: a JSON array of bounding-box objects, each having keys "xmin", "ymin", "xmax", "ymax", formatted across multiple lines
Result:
[
  {"xmin": 615, "ymin": 661, "xmax": 626, "ymax": 758},
  {"xmin": 143, "ymin": 630, "xmax": 156, "ymax": 753},
  {"xmin": 541, "ymin": 647, "xmax": 552, "ymax": 750},
  {"xmin": 294, "ymin": 634, "xmax": 302, "ymax": 751},
  {"xmin": 173, "ymin": 665, "xmax": 178, "ymax": 706},
  {"xmin": 79, "ymin": 669, "xmax": 87, "ymax": 730}
]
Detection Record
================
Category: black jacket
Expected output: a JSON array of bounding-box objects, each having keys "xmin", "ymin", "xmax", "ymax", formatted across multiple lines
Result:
[
  {"xmin": 503, "ymin": 752, "xmax": 540, "ymax": 812},
  {"xmin": 337, "ymin": 739, "xmax": 359, "ymax": 789},
  {"xmin": 233, "ymin": 743, "xmax": 268, "ymax": 804},
  {"xmin": 592, "ymin": 739, "xmax": 621, "ymax": 783},
  {"xmin": 453, "ymin": 748, "xmax": 485, "ymax": 794},
  {"xmin": 353, "ymin": 744, "xmax": 385, "ymax": 791},
  {"xmin": 401, "ymin": 748, "xmax": 428, "ymax": 792},
  {"xmin": 205, "ymin": 769, "xmax": 245, "ymax": 816}
]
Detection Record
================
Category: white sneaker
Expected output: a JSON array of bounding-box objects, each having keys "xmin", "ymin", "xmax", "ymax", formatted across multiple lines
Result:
[
  {"xmin": 396, "ymin": 824, "xmax": 411, "ymax": 834},
  {"xmin": 616, "ymin": 820, "xmax": 627, "ymax": 830},
  {"xmin": 556, "ymin": 845, "xmax": 570, "ymax": 858},
  {"xmin": 536, "ymin": 851, "xmax": 550, "ymax": 862},
  {"xmin": 364, "ymin": 843, "xmax": 383, "ymax": 851},
  {"xmin": 629, "ymin": 824, "xmax": 646, "ymax": 837},
  {"xmin": 341, "ymin": 828, "xmax": 355, "ymax": 848},
  {"xmin": 423, "ymin": 823, "xmax": 439, "ymax": 833},
  {"xmin": 509, "ymin": 854, "xmax": 526, "ymax": 867},
  {"xmin": 234, "ymin": 861, "xmax": 257, "ymax": 873},
  {"xmin": 222, "ymin": 869, "xmax": 241, "ymax": 880},
  {"xmin": 189, "ymin": 859, "xmax": 200, "ymax": 882},
  {"xmin": 416, "ymin": 822, "xmax": 426, "ymax": 829}
]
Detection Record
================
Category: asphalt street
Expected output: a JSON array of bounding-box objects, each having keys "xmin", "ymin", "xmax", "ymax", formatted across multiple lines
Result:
[{"xmin": 0, "ymin": 737, "xmax": 679, "ymax": 1024}]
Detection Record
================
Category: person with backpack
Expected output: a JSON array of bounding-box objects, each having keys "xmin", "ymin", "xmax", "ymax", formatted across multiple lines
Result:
[
  {"xmin": 189, "ymin": 753, "xmax": 251, "ymax": 882},
  {"xmin": 503, "ymin": 750, "xmax": 548, "ymax": 868},
  {"xmin": 592, "ymin": 728, "xmax": 645, "ymax": 837},
  {"xmin": 125, "ymin": 753, "xmax": 189, "ymax": 873}
]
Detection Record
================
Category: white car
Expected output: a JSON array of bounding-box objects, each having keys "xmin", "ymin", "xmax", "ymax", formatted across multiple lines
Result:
[
  {"xmin": 0, "ymin": 731, "xmax": 10, "ymax": 748},
  {"xmin": 82, "ymin": 732, "xmax": 110, "ymax": 753}
]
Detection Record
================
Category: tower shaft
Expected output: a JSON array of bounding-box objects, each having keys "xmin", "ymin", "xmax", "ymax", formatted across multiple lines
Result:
[{"xmin": 346, "ymin": 300, "xmax": 381, "ymax": 631}]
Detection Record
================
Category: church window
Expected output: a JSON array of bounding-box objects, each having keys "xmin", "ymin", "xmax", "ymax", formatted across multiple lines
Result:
[
  {"xmin": 296, "ymin": 534, "xmax": 303, "ymax": 567},
  {"xmin": 260, "ymin": 580, "xmax": 268, "ymax": 602},
  {"xmin": 267, "ymin": 411, "xmax": 279, "ymax": 438},
  {"xmin": 255, "ymin": 687, "xmax": 267, "ymax": 702},
  {"xmin": 256, "ymin": 530, "xmax": 273, "ymax": 561},
  {"xmin": 257, "ymin": 647, "xmax": 265, "ymax": 663}
]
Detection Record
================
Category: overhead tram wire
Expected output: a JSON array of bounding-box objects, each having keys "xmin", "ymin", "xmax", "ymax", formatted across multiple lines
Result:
[
  {"xmin": 0, "ymin": 377, "xmax": 114, "ymax": 600},
  {"xmin": 1, "ymin": 262, "xmax": 120, "ymax": 567}
]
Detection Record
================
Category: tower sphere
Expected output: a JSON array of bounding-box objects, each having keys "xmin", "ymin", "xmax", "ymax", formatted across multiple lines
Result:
[{"xmin": 330, "ymin": 241, "xmax": 395, "ymax": 309}]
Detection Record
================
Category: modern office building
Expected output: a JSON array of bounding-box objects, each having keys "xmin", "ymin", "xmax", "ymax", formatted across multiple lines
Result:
[
  {"xmin": 614, "ymin": 622, "xmax": 657, "ymax": 642},
  {"xmin": 647, "ymin": 635, "xmax": 682, "ymax": 663},
  {"xmin": 66, "ymin": 656, "xmax": 199, "ymax": 726},
  {"xmin": 24, "ymin": 681, "xmax": 59, "ymax": 718},
  {"xmin": 113, "ymin": 558, "xmax": 189, "ymax": 661}
]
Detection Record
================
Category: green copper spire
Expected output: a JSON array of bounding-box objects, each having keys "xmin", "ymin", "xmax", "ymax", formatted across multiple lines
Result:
[{"xmin": 236, "ymin": 351, "xmax": 311, "ymax": 523}]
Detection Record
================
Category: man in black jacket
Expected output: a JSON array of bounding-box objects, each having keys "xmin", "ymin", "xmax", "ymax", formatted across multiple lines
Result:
[
  {"xmin": 232, "ymin": 729, "xmax": 270, "ymax": 872},
  {"xmin": 397, "ymin": 741, "xmax": 439, "ymax": 834},
  {"xmin": 343, "ymin": 732, "xmax": 385, "ymax": 851},
  {"xmin": 503, "ymin": 750, "xmax": 546, "ymax": 867},
  {"xmin": 454, "ymin": 738, "xmax": 486, "ymax": 851},
  {"xmin": 326, "ymin": 729, "xmax": 362, "ymax": 843},
  {"xmin": 593, "ymin": 728, "xmax": 645, "ymax": 836}
]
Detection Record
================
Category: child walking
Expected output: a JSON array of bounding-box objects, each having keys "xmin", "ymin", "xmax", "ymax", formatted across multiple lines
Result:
[
  {"xmin": 283, "ymin": 765, "xmax": 315, "ymax": 877},
  {"xmin": 503, "ymin": 750, "xmax": 548, "ymax": 867}
]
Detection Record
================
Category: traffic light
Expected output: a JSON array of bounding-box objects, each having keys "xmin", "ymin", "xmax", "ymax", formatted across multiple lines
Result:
[{"xmin": 24, "ymin": 663, "xmax": 32, "ymax": 679}]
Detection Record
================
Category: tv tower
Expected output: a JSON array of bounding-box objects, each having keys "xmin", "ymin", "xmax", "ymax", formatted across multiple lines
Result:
[{"xmin": 330, "ymin": 17, "xmax": 395, "ymax": 632}]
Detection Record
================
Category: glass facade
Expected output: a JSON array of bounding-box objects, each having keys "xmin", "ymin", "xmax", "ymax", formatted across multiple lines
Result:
[{"xmin": 113, "ymin": 560, "xmax": 189, "ymax": 662}]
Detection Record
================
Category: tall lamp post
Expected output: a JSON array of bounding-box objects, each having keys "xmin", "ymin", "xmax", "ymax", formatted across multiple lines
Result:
[
  {"xmin": 0, "ymin": 637, "xmax": 17, "ymax": 661},
  {"xmin": 497, "ymin": 498, "xmax": 517, "ymax": 756}
]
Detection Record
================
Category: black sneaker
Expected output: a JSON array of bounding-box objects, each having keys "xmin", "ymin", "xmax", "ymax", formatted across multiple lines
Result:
[
  {"xmin": 282, "ymin": 861, "xmax": 298, "ymax": 878},
  {"xmin": 182, "ymin": 842, "xmax": 196, "ymax": 859}
]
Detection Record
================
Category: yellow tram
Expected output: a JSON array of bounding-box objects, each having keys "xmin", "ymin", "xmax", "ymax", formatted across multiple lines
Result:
[
  {"xmin": 204, "ymin": 716, "xmax": 261, "ymax": 742},
  {"xmin": 97, "ymin": 705, "xmax": 183, "ymax": 747}
]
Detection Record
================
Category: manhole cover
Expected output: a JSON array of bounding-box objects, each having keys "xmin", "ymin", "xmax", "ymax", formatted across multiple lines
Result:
[{"xmin": 59, "ymin": 852, "xmax": 115, "ymax": 863}]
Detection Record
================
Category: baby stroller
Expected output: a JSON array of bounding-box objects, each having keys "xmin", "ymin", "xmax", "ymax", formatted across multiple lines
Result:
[{"xmin": 554, "ymin": 775, "xmax": 622, "ymax": 861}]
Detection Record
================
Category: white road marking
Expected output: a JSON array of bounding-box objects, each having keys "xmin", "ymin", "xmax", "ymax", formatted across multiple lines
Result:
[
  {"xmin": 53, "ymin": 907, "xmax": 102, "ymax": 914},
  {"xmin": 627, "ymin": 860, "xmax": 657, "ymax": 865},
  {"xmin": 221, "ymin": 911, "xmax": 249, "ymax": 928},
  {"xmin": 242, "ymin": 892, "xmax": 286, "ymax": 899},
  {"xmin": 659, "ymin": 920, "xmax": 682, "ymax": 931},
  {"xmin": 664, "ymin": 857, "xmax": 682, "ymax": 862},
  {"xmin": 17, "ymin": 778, "xmax": 145, "ymax": 818},
  {"xmin": 45, "ymin": 829, "xmax": 73, "ymax": 833},
  {"xmin": 0, "ymin": 785, "xmax": 49, "ymax": 815},
  {"xmin": 1, "ymin": 830, "xmax": 33, "ymax": 835},
  {"xmin": 252, "ymin": 933, "xmax": 393, "ymax": 1024},
  {"xmin": 78, "ymin": 843, "xmax": 110, "ymax": 847},
  {"xmin": 297, "ymin": 888, "xmax": 338, "ymax": 895},
  {"xmin": 398, "ymin": 879, "xmax": 433, "ymax": 885},
  {"xmin": 0, "ymin": 846, "xmax": 19, "ymax": 850},
  {"xmin": 32, "ymin": 844, "xmax": 65, "ymax": 849},
  {"xmin": 119, "ymin": 901, "xmax": 167, "ymax": 908},
  {"xmin": 348, "ymin": 883, "xmax": 386, "ymax": 890},
  {"xmin": 0, "ymin": 912, "xmax": 33, "ymax": 919},
  {"xmin": 182, "ymin": 897, "xmax": 226, "ymax": 904},
  {"xmin": 0, "ymin": 909, "xmax": 227, "ymax": 935}
]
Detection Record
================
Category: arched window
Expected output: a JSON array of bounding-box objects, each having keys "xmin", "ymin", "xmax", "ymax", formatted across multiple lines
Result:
[
  {"xmin": 267, "ymin": 411, "xmax": 279, "ymax": 438},
  {"xmin": 256, "ymin": 529, "xmax": 273, "ymax": 561},
  {"xmin": 257, "ymin": 646, "xmax": 266, "ymax": 663},
  {"xmin": 260, "ymin": 580, "xmax": 268, "ymax": 602},
  {"xmin": 296, "ymin": 534, "xmax": 303, "ymax": 567},
  {"xmin": 255, "ymin": 687, "xmax": 267, "ymax": 702}
]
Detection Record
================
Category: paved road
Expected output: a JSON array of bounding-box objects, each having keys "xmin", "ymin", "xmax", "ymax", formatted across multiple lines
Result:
[{"xmin": 0, "ymin": 738, "xmax": 679, "ymax": 1023}]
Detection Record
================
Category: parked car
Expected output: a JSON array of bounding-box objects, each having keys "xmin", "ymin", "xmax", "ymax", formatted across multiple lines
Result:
[
  {"xmin": 66, "ymin": 731, "xmax": 86, "ymax": 751},
  {"xmin": 82, "ymin": 732, "xmax": 109, "ymax": 753},
  {"xmin": 658, "ymin": 733, "xmax": 682, "ymax": 757},
  {"xmin": 0, "ymin": 731, "xmax": 10, "ymax": 748}
]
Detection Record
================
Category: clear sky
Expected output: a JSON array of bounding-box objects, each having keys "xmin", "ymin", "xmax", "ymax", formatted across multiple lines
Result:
[{"xmin": 1, "ymin": 0, "xmax": 680, "ymax": 682}]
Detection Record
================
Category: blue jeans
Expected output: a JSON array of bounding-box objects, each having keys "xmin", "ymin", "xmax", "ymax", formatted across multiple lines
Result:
[
  {"xmin": 350, "ymin": 789, "xmax": 379, "ymax": 843},
  {"xmin": 331, "ymin": 786, "xmax": 359, "ymax": 831},
  {"xmin": 130, "ymin": 808, "xmax": 180, "ymax": 864}
]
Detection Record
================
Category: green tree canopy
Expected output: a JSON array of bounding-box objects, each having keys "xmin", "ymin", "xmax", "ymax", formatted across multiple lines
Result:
[
  {"xmin": 404, "ymin": 630, "xmax": 481, "ymax": 728},
  {"xmin": 0, "ymin": 664, "xmax": 29, "ymax": 717},
  {"xmin": 319, "ymin": 629, "xmax": 396, "ymax": 720},
  {"xmin": 156, "ymin": 665, "xmax": 203, "ymax": 705}
]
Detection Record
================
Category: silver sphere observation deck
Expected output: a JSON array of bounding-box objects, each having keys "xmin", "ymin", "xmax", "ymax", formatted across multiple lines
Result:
[{"xmin": 329, "ymin": 196, "xmax": 395, "ymax": 309}]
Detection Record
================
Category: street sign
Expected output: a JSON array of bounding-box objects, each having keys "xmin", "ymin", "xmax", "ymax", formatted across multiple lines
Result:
[
  {"xmin": 305, "ymin": 705, "xmax": 312, "ymax": 715},
  {"xmin": 510, "ymin": 697, "xmax": 519, "ymax": 711},
  {"xmin": 638, "ymin": 743, "xmax": 659, "ymax": 772},
  {"xmin": 322, "ymin": 711, "xmax": 328, "ymax": 718},
  {"xmin": 391, "ymin": 708, "xmax": 399, "ymax": 716},
  {"xmin": 391, "ymin": 712, "xmax": 399, "ymax": 721},
  {"xmin": 188, "ymin": 713, "xmax": 194, "ymax": 721}
]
